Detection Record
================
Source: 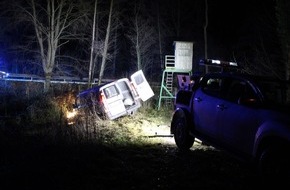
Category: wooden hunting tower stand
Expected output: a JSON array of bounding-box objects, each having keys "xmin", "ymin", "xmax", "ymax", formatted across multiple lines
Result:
[{"xmin": 157, "ymin": 41, "xmax": 193, "ymax": 110}]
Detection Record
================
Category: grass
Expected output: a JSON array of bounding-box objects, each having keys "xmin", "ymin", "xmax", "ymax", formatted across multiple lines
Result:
[{"xmin": 0, "ymin": 92, "xmax": 263, "ymax": 189}]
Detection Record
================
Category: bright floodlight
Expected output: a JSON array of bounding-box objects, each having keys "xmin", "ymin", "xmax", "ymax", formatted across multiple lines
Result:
[{"xmin": 212, "ymin": 59, "xmax": 221, "ymax": 64}]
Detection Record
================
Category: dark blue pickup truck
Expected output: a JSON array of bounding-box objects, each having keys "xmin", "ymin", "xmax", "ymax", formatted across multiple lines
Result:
[{"xmin": 170, "ymin": 59, "xmax": 290, "ymax": 184}]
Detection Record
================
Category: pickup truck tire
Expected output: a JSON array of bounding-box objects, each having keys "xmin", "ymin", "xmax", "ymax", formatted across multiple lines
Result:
[
  {"xmin": 258, "ymin": 144, "xmax": 290, "ymax": 185},
  {"xmin": 171, "ymin": 110, "xmax": 194, "ymax": 151}
]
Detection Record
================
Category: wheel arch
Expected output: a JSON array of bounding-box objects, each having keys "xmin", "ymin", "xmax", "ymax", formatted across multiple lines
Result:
[
  {"xmin": 254, "ymin": 135, "xmax": 290, "ymax": 163},
  {"xmin": 170, "ymin": 107, "xmax": 193, "ymax": 134},
  {"xmin": 254, "ymin": 122, "xmax": 290, "ymax": 161},
  {"xmin": 254, "ymin": 135, "xmax": 290, "ymax": 183}
]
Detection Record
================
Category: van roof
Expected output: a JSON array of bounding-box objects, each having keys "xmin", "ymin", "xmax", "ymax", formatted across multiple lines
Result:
[{"xmin": 78, "ymin": 82, "xmax": 109, "ymax": 97}]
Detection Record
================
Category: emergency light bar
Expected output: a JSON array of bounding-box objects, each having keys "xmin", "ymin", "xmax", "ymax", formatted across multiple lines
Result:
[{"xmin": 199, "ymin": 59, "xmax": 238, "ymax": 67}]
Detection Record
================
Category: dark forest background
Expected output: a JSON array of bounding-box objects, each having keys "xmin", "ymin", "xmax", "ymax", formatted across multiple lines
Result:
[
  {"xmin": 0, "ymin": 1, "xmax": 289, "ymax": 188},
  {"xmin": 0, "ymin": 0, "xmax": 289, "ymax": 90}
]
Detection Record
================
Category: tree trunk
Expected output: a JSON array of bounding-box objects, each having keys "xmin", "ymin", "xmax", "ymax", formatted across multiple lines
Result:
[
  {"xmin": 156, "ymin": 2, "xmax": 163, "ymax": 70},
  {"xmin": 44, "ymin": 73, "xmax": 52, "ymax": 92},
  {"xmin": 287, "ymin": 48, "xmax": 290, "ymax": 80},
  {"xmin": 98, "ymin": 0, "xmax": 113, "ymax": 85},
  {"xmin": 204, "ymin": 0, "xmax": 208, "ymax": 73},
  {"xmin": 136, "ymin": 44, "xmax": 141, "ymax": 70},
  {"xmin": 134, "ymin": 5, "xmax": 141, "ymax": 71},
  {"xmin": 88, "ymin": 0, "xmax": 98, "ymax": 88}
]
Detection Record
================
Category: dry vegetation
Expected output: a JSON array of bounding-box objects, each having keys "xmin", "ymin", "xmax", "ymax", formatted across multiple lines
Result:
[{"xmin": 0, "ymin": 83, "xmax": 263, "ymax": 189}]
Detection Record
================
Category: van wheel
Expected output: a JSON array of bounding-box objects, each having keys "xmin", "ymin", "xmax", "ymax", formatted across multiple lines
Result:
[
  {"xmin": 171, "ymin": 111, "xmax": 194, "ymax": 151},
  {"xmin": 130, "ymin": 110, "xmax": 136, "ymax": 115}
]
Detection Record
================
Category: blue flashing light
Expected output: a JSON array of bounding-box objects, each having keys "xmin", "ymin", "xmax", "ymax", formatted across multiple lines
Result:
[{"xmin": 0, "ymin": 71, "xmax": 8, "ymax": 78}]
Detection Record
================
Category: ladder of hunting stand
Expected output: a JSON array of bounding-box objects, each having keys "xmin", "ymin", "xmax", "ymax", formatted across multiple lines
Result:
[
  {"xmin": 158, "ymin": 55, "xmax": 192, "ymax": 110},
  {"xmin": 165, "ymin": 71, "xmax": 174, "ymax": 105}
]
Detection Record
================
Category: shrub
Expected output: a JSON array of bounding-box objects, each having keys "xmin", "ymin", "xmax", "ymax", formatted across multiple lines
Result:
[{"xmin": 26, "ymin": 94, "xmax": 62, "ymax": 127}]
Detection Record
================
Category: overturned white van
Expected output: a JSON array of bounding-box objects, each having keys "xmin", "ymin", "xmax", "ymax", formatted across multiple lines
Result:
[{"xmin": 74, "ymin": 70, "xmax": 154, "ymax": 120}]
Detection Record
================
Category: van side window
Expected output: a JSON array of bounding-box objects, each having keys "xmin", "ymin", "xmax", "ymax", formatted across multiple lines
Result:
[
  {"xmin": 133, "ymin": 74, "xmax": 144, "ymax": 85},
  {"xmin": 104, "ymin": 85, "xmax": 119, "ymax": 98}
]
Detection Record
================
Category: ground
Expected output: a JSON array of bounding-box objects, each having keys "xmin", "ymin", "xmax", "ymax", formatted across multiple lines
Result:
[{"xmin": 0, "ymin": 107, "xmax": 262, "ymax": 190}]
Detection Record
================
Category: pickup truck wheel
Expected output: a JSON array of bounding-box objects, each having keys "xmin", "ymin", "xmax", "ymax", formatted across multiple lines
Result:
[
  {"xmin": 172, "ymin": 111, "xmax": 194, "ymax": 151},
  {"xmin": 258, "ymin": 145, "xmax": 290, "ymax": 185}
]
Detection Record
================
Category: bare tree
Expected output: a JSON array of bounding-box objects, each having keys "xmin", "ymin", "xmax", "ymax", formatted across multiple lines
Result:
[
  {"xmin": 204, "ymin": 0, "xmax": 208, "ymax": 73},
  {"xmin": 154, "ymin": 1, "xmax": 168, "ymax": 71},
  {"xmin": 98, "ymin": 0, "xmax": 114, "ymax": 85},
  {"xmin": 126, "ymin": 0, "xmax": 156, "ymax": 72},
  {"xmin": 86, "ymin": 0, "xmax": 121, "ymax": 85},
  {"xmin": 3, "ymin": 0, "xmax": 88, "ymax": 92},
  {"xmin": 88, "ymin": 0, "xmax": 98, "ymax": 88},
  {"xmin": 276, "ymin": 0, "xmax": 290, "ymax": 80},
  {"xmin": 31, "ymin": 0, "xmax": 86, "ymax": 92},
  {"xmin": 241, "ymin": 37, "xmax": 283, "ymax": 78},
  {"xmin": 156, "ymin": 2, "xmax": 163, "ymax": 69}
]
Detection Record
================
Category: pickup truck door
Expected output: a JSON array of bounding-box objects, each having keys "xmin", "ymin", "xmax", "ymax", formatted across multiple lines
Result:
[
  {"xmin": 193, "ymin": 77, "xmax": 222, "ymax": 140},
  {"xmin": 217, "ymin": 99, "xmax": 259, "ymax": 155},
  {"xmin": 216, "ymin": 80, "xmax": 260, "ymax": 154},
  {"xmin": 130, "ymin": 70, "xmax": 154, "ymax": 101}
]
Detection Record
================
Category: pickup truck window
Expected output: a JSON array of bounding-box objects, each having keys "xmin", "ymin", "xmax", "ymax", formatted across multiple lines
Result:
[
  {"xmin": 202, "ymin": 77, "xmax": 221, "ymax": 97},
  {"xmin": 226, "ymin": 80, "xmax": 246, "ymax": 102},
  {"xmin": 201, "ymin": 77, "xmax": 259, "ymax": 105},
  {"xmin": 225, "ymin": 79, "xmax": 258, "ymax": 105}
]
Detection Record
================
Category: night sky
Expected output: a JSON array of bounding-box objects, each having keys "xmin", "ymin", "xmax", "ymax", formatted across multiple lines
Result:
[
  {"xmin": 0, "ymin": 0, "xmax": 281, "ymax": 78},
  {"xmin": 151, "ymin": 0, "xmax": 279, "ymax": 69},
  {"xmin": 198, "ymin": 0, "xmax": 277, "ymax": 60}
]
